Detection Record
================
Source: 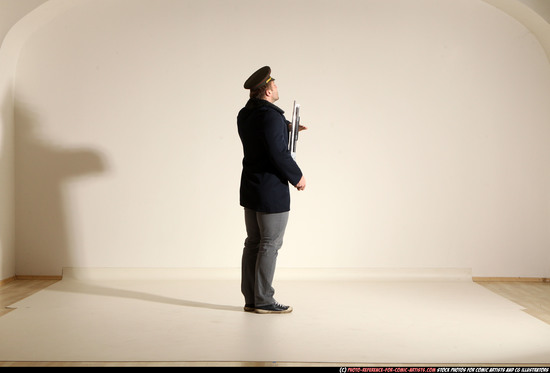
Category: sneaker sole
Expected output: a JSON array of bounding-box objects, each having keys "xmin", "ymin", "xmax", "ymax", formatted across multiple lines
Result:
[{"xmin": 254, "ymin": 306, "xmax": 293, "ymax": 314}]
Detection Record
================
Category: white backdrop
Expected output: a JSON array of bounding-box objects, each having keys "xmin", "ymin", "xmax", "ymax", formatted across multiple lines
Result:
[{"xmin": 12, "ymin": 0, "xmax": 550, "ymax": 277}]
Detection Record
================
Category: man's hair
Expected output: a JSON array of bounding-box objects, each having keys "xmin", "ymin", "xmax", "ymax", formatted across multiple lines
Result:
[{"xmin": 249, "ymin": 81, "xmax": 273, "ymax": 99}]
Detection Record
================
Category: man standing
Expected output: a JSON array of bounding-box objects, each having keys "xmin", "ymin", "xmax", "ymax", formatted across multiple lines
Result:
[{"xmin": 237, "ymin": 66, "xmax": 306, "ymax": 314}]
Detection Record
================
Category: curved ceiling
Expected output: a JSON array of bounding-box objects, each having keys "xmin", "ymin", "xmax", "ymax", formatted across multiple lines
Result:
[
  {"xmin": 3, "ymin": 0, "xmax": 550, "ymax": 61},
  {"xmin": 518, "ymin": 0, "xmax": 550, "ymax": 23},
  {"xmin": 483, "ymin": 0, "xmax": 550, "ymax": 62}
]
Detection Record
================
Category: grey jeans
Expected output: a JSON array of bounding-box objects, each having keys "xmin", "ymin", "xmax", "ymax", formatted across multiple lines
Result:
[{"xmin": 241, "ymin": 208, "xmax": 289, "ymax": 307}]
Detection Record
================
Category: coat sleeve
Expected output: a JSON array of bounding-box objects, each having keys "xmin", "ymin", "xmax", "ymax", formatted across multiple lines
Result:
[{"xmin": 261, "ymin": 110, "xmax": 303, "ymax": 186}]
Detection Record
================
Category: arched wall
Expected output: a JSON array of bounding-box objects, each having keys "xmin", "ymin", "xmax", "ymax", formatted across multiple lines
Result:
[
  {"xmin": 4, "ymin": 0, "xmax": 550, "ymax": 277},
  {"xmin": 484, "ymin": 0, "xmax": 550, "ymax": 62},
  {"xmin": 0, "ymin": 0, "xmax": 64, "ymax": 280}
]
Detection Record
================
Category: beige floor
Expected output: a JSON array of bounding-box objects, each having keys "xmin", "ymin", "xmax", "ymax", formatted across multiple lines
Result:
[{"xmin": 1, "ymin": 269, "xmax": 550, "ymax": 367}]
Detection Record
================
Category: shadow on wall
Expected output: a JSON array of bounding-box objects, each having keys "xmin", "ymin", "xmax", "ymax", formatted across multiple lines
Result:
[{"xmin": 14, "ymin": 102, "xmax": 106, "ymax": 276}]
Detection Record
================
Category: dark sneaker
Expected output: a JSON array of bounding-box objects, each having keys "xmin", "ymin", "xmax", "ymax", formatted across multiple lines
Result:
[
  {"xmin": 254, "ymin": 302, "xmax": 293, "ymax": 314},
  {"xmin": 244, "ymin": 304, "xmax": 255, "ymax": 312}
]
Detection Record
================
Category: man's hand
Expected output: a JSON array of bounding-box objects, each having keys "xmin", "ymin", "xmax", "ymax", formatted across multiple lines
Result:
[
  {"xmin": 295, "ymin": 176, "xmax": 306, "ymax": 191},
  {"xmin": 288, "ymin": 123, "xmax": 308, "ymax": 132}
]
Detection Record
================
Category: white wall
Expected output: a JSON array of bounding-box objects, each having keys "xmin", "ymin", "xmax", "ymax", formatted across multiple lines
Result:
[
  {"xmin": 11, "ymin": 0, "xmax": 550, "ymax": 277},
  {"xmin": 0, "ymin": 0, "xmax": 48, "ymax": 280}
]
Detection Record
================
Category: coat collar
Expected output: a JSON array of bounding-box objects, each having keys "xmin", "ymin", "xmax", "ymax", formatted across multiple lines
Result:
[{"xmin": 245, "ymin": 98, "xmax": 285, "ymax": 115}]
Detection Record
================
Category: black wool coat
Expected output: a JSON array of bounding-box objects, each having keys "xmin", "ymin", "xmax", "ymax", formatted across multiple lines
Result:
[{"xmin": 237, "ymin": 98, "xmax": 303, "ymax": 213}]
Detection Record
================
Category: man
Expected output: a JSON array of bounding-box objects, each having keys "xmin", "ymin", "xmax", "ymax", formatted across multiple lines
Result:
[{"xmin": 237, "ymin": 66, "xmax": 306, "ymax": 314}]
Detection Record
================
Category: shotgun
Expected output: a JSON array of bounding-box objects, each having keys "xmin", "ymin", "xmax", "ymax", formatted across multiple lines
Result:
[{"xmin": 288, "ymin": 100, "xmax": 300, "ymax": 160}]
